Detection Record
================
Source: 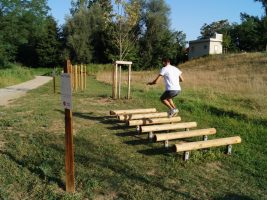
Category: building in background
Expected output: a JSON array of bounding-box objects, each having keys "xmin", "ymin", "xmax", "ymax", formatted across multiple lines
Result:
[{"xmin": 188, "ymin": 33, "xmax": 223, "ymax": 60}]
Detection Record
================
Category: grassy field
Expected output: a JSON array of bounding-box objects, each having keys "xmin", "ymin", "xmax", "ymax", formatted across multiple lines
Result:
[
  {"xmin": 0, "ymin": 65, "xmax": 53, "ymax": 88},
  {"xmin": 0, "ymin": 53, "xmax": 266, "ymax": 199}
]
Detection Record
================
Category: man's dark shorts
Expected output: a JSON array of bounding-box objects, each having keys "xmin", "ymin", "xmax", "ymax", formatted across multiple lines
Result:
[{"xmin": 160, "ymin": 90, "xmax": 180, "ymax": 101}]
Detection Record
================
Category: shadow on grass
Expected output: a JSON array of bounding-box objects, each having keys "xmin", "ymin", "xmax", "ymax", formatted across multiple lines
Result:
[
  {"xmin": 124, "ymin": 138, "xmax": 149, "ymax": 146},
  {"xmin": 115, "ymin": 130, "xmax": 137, "ymax": 137},
  {"xmin": 55, "ymin": 109, "xmax": 121, "ymax": 125},
  {"xmin": 49, "ymin": 137, "xmax": 193, "ymax": 199},
  {"xmin": 0, "ymin": 150, "xmax": 65, "ymax": 189},
  {"xmin": 137, "ymin": 146, "xmax": 175, "ymax": 156},
  {"xmin": 213, "ymin": 193, "xmax": 254, "ymax": 200},
  {"xmin": 204, "ymin": 105, "xmax": 267, "ymax": 126}
]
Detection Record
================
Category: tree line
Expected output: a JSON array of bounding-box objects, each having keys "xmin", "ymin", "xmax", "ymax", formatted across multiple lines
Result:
[{"xmin": 0, "ymin": 0, "xmax": 266, "ymax": 69}]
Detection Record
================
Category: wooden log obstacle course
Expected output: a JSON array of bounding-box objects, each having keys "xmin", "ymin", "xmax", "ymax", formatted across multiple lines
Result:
[
  {"xmin": 109, "ymin": 108, "xmax": 242, "ymax": 161},
  {"xmin": 112, "ymin": 61, "xmax": 132, "ymax": 100}
]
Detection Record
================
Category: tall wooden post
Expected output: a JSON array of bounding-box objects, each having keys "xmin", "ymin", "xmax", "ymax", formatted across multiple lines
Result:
[
  {"xmin": 53, "ymin": 68, "xmax": 56, "ymax": 94},
  {"xmin": 74, "ymin": 65, "xmax": 78, "ymax": 92},
  {"xmin": 84, "ymin": 65, "xmax": 87, "ymax": 89},
  {"xmin": 118, "ymin": 65, "xmax": 121, "ymax": 99},
  {"xmin": 112, "ymin": 64, "xmax": 118, "ymax": 99},
  {"xmin": 127, "ymin": 64, "xmax": 131, "ymax": 99},
  {"xmin": 65, "ymin": 60, "xmax": 75, "ymax": 193},
  {"xmin": 81, "ymin": 65, "xmax": 84, "ymax": 91}
]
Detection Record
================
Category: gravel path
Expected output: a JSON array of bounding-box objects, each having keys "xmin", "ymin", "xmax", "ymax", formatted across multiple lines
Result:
[{"xmin": 0, "ymin": 76, "xmax": 52, "ymax": 106}]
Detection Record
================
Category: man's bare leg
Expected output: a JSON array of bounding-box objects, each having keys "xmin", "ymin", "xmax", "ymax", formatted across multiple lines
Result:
[
  {"xmin": 161, "ymin": 99, "xmax": 172, "ymax": 109},
  {"xmin": 167, "ymin": 98, "xmax": 176, "ymax": 109}
]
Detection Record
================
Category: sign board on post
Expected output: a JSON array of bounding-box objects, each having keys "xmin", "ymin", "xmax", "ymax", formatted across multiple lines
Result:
[{"xmin": 61, "ymin": 73, "xmax": 72, "ymax": 110}]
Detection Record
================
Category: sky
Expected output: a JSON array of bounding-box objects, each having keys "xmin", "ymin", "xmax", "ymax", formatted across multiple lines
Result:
[{"xmin": 47, "ymin": 0, "xmax": 264, "ymax": 41}]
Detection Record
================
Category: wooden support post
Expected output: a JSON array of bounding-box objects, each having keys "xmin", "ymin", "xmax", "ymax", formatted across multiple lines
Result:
[
  {"xmin": 127, "ymin": 116, "xmax": 181, "ymax": 126},
  {"xmin": 127, "ymin": 64, "xmax": 131, "ymax": 99},
  {"xmin": 84, "ymin": 65, "xmax": 87, "ymax": 89},
  {"xmin": 140, "ymin": 122, "xmax": 197, "ymax": 133},
  {"xmin": 112, "ymin": 64, "xmax": 118, "ymax": 99},
  {"xmin": 110, "ymin": 108, "xmax": 157, "ymax": 116},
  {"xmin": 52, "ymin": 68, "xmax": 56, "ymax": 94},
  {"xmin": 74, "ymin": 65, "xmax": 77, "ymax": 92},
  {"xmin": 175, "ymin": 136, "xmax": 241, "ymax": 152},
  {"xmin": 65, "ymin": 60, "xmax": 75, "ymax": 193},
  {"xmin": 79, "ymin": 65, "xmax": 82, "ymax": 90},
  {"xmin": 81, "ymin": 65, "xmax": 84, "ymax": 91},
  {"xmin": 118, "ymin": 65, "xmax": 121, "ymax": 99}
]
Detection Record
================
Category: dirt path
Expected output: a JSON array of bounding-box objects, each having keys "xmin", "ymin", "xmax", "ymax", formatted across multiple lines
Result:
[{"xmin": 0, "ymin": 76, "xmax": 52, "ymax": 106}]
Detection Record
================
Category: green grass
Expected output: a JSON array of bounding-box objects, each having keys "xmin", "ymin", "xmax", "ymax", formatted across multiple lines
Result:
[
  {"xmin": 0, "ymin": 65, "xmax": 52, "ymax": 88},
  {"xmin": 0, "ymin": 73, "xmax": 266, "ymax": 199}
]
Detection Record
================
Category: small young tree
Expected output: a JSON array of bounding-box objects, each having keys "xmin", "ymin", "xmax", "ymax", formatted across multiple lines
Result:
[{"xmin": 112, "ymin": 0, "xmax": 141, "ymax": 61}]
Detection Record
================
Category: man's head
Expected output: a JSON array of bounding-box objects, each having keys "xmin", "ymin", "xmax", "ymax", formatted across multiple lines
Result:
[{"xmin": 162, "ymin": 58, "xmax": 170, "ymax": 66}]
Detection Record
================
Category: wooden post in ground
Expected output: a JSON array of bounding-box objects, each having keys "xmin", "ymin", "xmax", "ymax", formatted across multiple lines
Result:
[
  {"xmin": 53, "ymin": 68, "xmax": 56, "ymax": 94},
  {"xmin": 118, "ymin": 65, "xmax": 121, "ymax": 99},
  {"xmin": 81, "ymin": 64, "xmax": 84, "ymax": 91},
  {"xmin": 84, "ymin": 65, "xmax": 87, "ymax": 89},
  {"xmin": 112, "ymin": 63, "xmax": 118, "ymax": 99},
  {"xmin": 65, "ymin": 60, "xmax": 75, "ymax": 193},
  {"xmin": 74, "ymin": 65, "xmax": 77, "ymax": 92},
  {"xmin": 127, "ymin": 64, "xmax": 131, "ymax": 99}
]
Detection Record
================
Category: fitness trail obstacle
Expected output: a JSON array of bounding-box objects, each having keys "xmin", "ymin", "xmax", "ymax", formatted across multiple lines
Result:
[
  {"xmin": 109, "ymin": 108, "xmax": 241, "ymax": 161},
  {"xmin": 175, "ymin": 136, "xmax": 242, "ymax": 161},
  {"xmin": 112, "ymin": 61, "xmax": 132, "ymax": 99},
  {"xmin": 154, "ymin": 128, "xmax": 216, "ymax": 148}
]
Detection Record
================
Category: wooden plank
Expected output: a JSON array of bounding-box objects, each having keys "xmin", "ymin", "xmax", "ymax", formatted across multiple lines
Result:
[
  {"xmin": 141, "ymin": 122, "xmax": 197, "ymax": 133},
  {"xmin": 155, "ymin": 128, "xmax": 216, "ymax": 142},
  {"xmin": 118, "ymin": 112, "xmax": 167, "ymax": 121},
  {"xmin": 115, "ymin": 60, "xmax": 133, "ymax": 65},
  {"xmin": 110, "ymin": 108, "xmax": 157, "ymax": 116},
  {"xmin": 175, "ymin": 136, "xmax": 241, "ymax": 152},
  {"xmin": 127, "ymin": 116, "xmax": 181, "ymax": 126}
]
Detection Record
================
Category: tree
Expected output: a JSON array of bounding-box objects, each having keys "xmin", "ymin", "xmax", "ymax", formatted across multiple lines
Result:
[
  {"xmin": 35, "ymin": 16, "xmax": 62, "ymax": 67},
  {"xmin": 139, "ymin": 0, "xmax": 175, "ymax": 68},
  {"xmin": 236, "ymin": 13, "xmax": 262, "ymax": 51},
  {"xmin": 65, "ymin": 0, "xmax": 114, "ymax": 63},
  {"xmin": 111, "ymin": 0, "xmax": 142, "ymax": 61},
  {"xmin": 0, "ymin": 0, "xmax": 50, "ymax": 67},
  {"xmin": 254, "ymin": 0, "xmax": 267, "ymax": 15},
  {"xmin": 65, "ymin": 7, "xmax": 93, "ymax": 63}
]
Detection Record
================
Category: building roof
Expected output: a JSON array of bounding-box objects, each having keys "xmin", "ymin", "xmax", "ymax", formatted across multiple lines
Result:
[{"xmin": 189, "ymin": 33, "xmax": 223, "ymax": 44}]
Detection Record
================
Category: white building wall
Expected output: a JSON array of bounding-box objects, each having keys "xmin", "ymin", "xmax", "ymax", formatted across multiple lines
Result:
[
  {"xmin": 209, "ymin": 41, "xmax": 223, "ymax": 54},
  {"xmin": 189, "ymin": 33, "xmax": 223, "ymax": 60},
  {"xmin": 188, "ymin": 41, "xmax": 210, "ymax": 60}
]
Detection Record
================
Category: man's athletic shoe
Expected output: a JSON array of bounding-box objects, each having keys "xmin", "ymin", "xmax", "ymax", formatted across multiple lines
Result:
[{"xmin": 168, "ymin": 108, "xmax": 179, "ymax": 117}]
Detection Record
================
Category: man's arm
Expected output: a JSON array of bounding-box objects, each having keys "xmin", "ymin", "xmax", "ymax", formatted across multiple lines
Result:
[
  {"xmin": 179, "ymin": 74, "xmax": 184, "ymax": 82},
  {"xmin": 147, "ymin": 74, "xmax": 162, "ymax": 85}
]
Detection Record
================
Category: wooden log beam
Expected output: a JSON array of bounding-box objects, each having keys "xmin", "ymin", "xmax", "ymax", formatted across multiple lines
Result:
[
  {"xmin": 110, "ymin": 108, "xmax": 157, "ymax": 116},
  {"xmin": 141, "ymin": 122, "xmax": 197, "ymax": 133},
  {"xmin": 155, "ymin": 128, "xmax": 216, "ymax": 142},
  {"xmin": 127, "ymin": 117, "xmax": 181, "ymax": 126},
  {"xmin": 175, "ymin": 136, "xmax": 241, "ymax": 152},
  {"xmin": 118, "ymin": 112, "xmax": 168, "ymax": 121},
  {"xmin": 115, "ymin": 60, "xmax": 133, "ymax": 65}
]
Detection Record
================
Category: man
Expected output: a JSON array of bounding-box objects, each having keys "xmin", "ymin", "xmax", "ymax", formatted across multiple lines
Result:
[{"xmin": 147, "ymin": 58, "xmax": 184, "ymax": 117}]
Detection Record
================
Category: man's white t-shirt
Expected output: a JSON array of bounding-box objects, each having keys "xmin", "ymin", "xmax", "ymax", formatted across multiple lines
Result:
[{"xmin": 160, "ymin": 64, "xmax": 182, "ymax": 91}]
